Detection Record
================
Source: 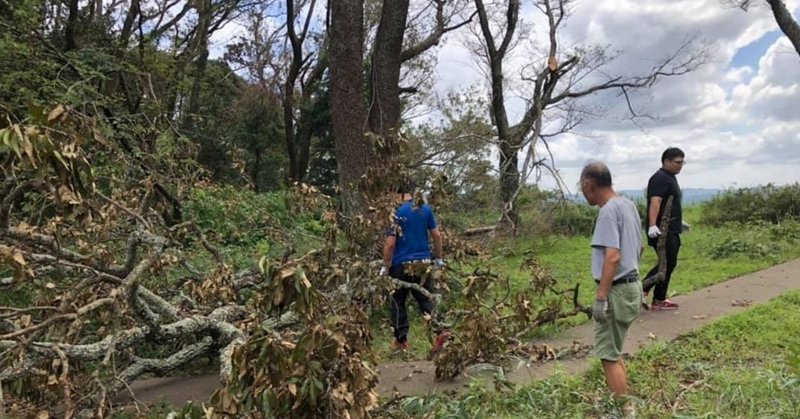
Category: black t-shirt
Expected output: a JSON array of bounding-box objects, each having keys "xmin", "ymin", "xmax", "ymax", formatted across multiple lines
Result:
[{"xmin": 646, "ymin": 168, "xmax": 682, "ymax": 233}]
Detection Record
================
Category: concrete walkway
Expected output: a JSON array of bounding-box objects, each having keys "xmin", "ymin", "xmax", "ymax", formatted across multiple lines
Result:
[
  {"xmin": 377, "ymin": 258, "xmax": 800, "ymax": 395},
  {"xmin": 123, "ymin": 259, "xmax": 800, "ymax": 406}
]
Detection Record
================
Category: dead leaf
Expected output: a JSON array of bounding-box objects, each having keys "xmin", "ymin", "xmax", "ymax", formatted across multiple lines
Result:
[
  {"xmin": 12, "ymin": 250, "xmax": 26, "ymax": 266},
  {"xmin": 45, "ymin": 282, "xmax": 55, "ymax": 289},
  {"xmin": 731, "ymin": 299, "xmax": 752, "ymax": 307},
  {"xmin": 48, "ymin": 104, "xmax": 65, "ymax": 122},
  {"xmin": 691, "ymin": 314, "xmax": 706, "ymax": 320},
  {"xmin": 647, "ymin": 332, "xmax": 657, "ymax": 340},
  {"xmin": 288, "ymin": 383, "xmax": 297, "ymax": 396}
]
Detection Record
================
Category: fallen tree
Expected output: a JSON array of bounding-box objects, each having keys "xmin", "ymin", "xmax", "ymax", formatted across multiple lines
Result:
[
  {"xmin": 0, "ymin": 105, "xmax": 593, "ymax": 418},
  {"xmin": 0, "ymin": 106, "xmax": 251, "ymax": 416}
]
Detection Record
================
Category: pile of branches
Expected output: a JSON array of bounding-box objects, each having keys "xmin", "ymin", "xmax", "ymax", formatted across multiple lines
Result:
[
  {"xmin": 211, "ymin": 212, "xmax": 391, "ymax": 418},
  {"xmin": 433, "ymin": 256, "xmax": 590, "ymax": 381},
  {"xmin": 0, "ymin": 105, "xmax": 248, "ymax": 416}
]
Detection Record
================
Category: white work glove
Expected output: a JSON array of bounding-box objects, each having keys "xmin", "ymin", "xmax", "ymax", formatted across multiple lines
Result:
[
  {"xmin": 433, "ymin": 258, "xmax": 446, "ymax": 268},
  {"xmin": 379, "ymin": 266, "xmax": 389, "ymax": 277},
  {"xmin": 647, "ymin": 225, "xmax": 662, "ymax": 239},
  {"xmin": 592, "ymin": 298, "xmax": 609, "ymax": 323}
]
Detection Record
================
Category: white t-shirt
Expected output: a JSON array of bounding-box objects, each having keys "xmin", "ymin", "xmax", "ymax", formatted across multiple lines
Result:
[{"xmin": 591, "ymin": 196, "xmax": 643, "ymax": 281}]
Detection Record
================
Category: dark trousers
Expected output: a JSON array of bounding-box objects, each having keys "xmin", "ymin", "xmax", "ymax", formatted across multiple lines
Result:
[
  {"xmin": 643, "ymin": 233, "xmax": 681, "ymax": 302},
  {"xmin": 389, "ymin": 264, "xmax": 434, "ymax": 343}
]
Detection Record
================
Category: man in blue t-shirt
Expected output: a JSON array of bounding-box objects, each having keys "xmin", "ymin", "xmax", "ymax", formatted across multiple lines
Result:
[{"xmin": 380, "ymin": 180, "xmax": 446, "ymax": 352}]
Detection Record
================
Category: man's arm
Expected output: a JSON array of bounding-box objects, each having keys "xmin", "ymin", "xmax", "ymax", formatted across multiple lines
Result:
[
  {"xmin": 648, "ymin": 196, "xmax": 662, "ymax": 227},
  {"xmin": 597, "ymin": 247, "xmax": 621, "ymax": 300},
  {"xmin": 383, "ymin": 235, "xmax": 396, "ymax": 268},
  {"xmin": 430, "ymin": 227, "xmax": 443, "ymax": 259}
]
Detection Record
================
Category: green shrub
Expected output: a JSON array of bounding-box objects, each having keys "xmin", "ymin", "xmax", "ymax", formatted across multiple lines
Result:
[
  {"xmin": 707, "ymin": 238, "xmax": 776, "ymax": 260},
  {"xmin": 701, "ymin": 183, "xmax": 800, "ymax": 226},
  {"xmin": 184, "ymin": 186, "xmax": 287, "ymax": 244},
  {"xmin": 184, "ymin": 186, "xmax": 326, "ymax": 247},
  {"xmin": 546, "ymin": 201, "xmax": 598, "ymax": 236}
]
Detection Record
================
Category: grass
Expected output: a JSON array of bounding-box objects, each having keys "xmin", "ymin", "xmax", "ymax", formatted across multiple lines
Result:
[
  {"xmin": 371, "ymin": 205, "xmax": 800, "ymax": 361},
  {"xmin": 392, "ymin": 290, "xmax": 800, "ymax": 418}
]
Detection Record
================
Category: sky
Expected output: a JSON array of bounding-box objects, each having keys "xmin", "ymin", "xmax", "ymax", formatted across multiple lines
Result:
[
  {"xmin": 433, "ymin": 0, "xmax": 800, "ymax": 191},
  {"xmin": 209, "ymin": 0, "xmax": 800, "ymax": 192}
]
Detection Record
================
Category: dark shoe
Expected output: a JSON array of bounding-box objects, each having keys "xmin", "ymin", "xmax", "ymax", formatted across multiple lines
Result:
[
  {"xmin": 391, "ymin": 339, "xmax": 409, "ymax": 352},
  {"xmin": 651, "ymin": 299, "xmax": 679, "ymax": 311},
  {"xmin": 430, "ymin": 330, "xmax": 451, "ymax": 355}
]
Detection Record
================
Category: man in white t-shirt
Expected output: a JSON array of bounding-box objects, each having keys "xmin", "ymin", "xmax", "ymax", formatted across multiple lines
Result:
[{"xmin": 580, "ymin": 161, "xmax": 644, "ymax": 411}]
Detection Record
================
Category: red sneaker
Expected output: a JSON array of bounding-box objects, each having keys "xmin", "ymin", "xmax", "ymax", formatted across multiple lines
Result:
[
  {"xmin": 651, "ymin": 299, "xmax": 679, "ymax": 310},
  {"xmin": 391, "ymin": 339, "xmax": 409, "ymax": 351},
  {"xmin": 430, "ymin": 330, "xmax": 451, "ymax": 355}
]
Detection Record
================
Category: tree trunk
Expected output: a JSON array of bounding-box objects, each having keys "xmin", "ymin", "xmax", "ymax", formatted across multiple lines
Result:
[
  {"xmin": 65, "ymin": 0, "xmax": 79, "ymax": 50},
  {"xmin": 284, "ymin": 0, "xmax": 303, "ymax": 182},
  {"xmin": 367, "ymin": 0, "xmax": 410, "ymax": 142},
  {"xmin": 253, "ymin": 148, "xmax": 262, "ymax": 193},
  {"xmin": 284, "ymin": 83, "xmax": 299, "ymax": 181},
  {"xmin": 295, "ymin": 105, "xmax": 315, "ymax": 181},
  {"xmin": 499, "ymin": 140, "xmax": 520, "ymax": 232},
  {"xmin": 186, "ymin": 0, "xmax": 211, "ymax": 117},
  {"xmin": 767, "ymin": 0, "xmax": 800, "ymax": 58},
  {"xmin": 475, "ymin": 0, "xmax": 521, "ymax": 233},
  {"xmin": 330, "ymin": 0, "xmax": 373, "ymax": 214}
]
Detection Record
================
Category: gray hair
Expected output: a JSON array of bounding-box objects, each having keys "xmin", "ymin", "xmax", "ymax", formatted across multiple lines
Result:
[{"xmin": 580, "ymin": 161, "xmax": 612, "ymax": 188}]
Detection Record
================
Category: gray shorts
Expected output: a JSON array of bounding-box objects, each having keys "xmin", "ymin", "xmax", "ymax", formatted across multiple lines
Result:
[{"xmin": 593, "ymin": 280, "xmax": 643, "ymax": 361}]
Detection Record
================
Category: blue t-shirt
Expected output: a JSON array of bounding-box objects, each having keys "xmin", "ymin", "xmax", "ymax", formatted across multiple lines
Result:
[{"xmin": 387, "ymin": 200, "xmax": 438, "ymax": 267}]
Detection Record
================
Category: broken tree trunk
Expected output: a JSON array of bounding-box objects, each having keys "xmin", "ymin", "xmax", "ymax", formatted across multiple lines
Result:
[{"xmin": 641, "ymin": 195, "xmax": 674, "ymax": 290}]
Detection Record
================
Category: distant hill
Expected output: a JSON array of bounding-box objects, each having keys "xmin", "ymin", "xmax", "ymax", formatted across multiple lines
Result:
[{"xmin": 618, "ymin": 188, "xmax": 721, "ymax": 205}]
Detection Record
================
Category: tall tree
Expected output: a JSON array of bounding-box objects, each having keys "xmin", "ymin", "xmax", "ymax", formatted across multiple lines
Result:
[
  {"xmin": 329, "ymin": 0, "xmax": 374, "ymax": 214},
  {"xmin": 368, "ymin": 0, "xmax": 476, "ymax": 146},
  {"xmin": 472, "ymin": 0, "xmax": 705, "ymax": 233},
  {"xmin": 727, "ymin": 0, "xmax": 800, "ymax": 58},
  {"xmin": 330, "ymin": 0, "xmax": 475, "ymax": 213},
  {"xmin": 284, "ymin": 0, "xmax": 327, "ymax": 182},
  {"xmin": 367, "ymin": 0, "xmax": 410, "ymax": 140}
]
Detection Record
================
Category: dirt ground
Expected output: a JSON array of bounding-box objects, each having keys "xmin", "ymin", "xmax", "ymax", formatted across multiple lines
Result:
[{"xmin": 119, "ymin": 258, "xmax": 800, "ymax": 408}]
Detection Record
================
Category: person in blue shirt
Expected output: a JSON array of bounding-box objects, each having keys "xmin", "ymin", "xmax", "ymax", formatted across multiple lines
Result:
[{"xmin": 380, "ymin": 179, "xmax": 446, "ymax": 352}]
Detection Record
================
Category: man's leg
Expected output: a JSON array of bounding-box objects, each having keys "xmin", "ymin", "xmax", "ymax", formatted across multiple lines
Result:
[
  {"xmin": 653, "ymin": 233, "xmax": 681, "ymax": 301},
  {"xmin": 601, "ymin": 359, "xmax": 628, "ymax": 397},
  {"xmin": 409, "ymin": 274, "xmax": 451, "ymax": 354},
  {"xmin": 411, "ymin": 274, "xmax": 435, "ymax": 316},
  {"xmin": 389, "ymin": 266, "xmax": 411, "ymax": 343}
]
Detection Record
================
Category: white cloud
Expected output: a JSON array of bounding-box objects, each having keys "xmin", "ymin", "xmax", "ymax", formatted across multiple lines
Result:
[{"xmin": 430, "ymin": 0, "xmax": 800, "ymax": 190}]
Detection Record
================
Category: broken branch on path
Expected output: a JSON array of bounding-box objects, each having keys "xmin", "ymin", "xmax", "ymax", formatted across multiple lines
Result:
[{"xmin": 641, "ymin": 195, "xmax": 674, "ymax": 290}]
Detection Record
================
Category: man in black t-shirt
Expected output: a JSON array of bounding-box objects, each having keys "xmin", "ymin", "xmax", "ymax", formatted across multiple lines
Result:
[{"xmin": 643, "ymin": 147, "xmax": 685, "ymax": 310}]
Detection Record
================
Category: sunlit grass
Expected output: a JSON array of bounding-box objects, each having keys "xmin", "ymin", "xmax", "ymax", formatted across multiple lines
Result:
[
  {"xmin": 393, "ymin": 290, "xmax": 800, "ymax": 418},
  {"xmin": 372, "ymin": 205, "xmax": 800, "ymax": 361}
]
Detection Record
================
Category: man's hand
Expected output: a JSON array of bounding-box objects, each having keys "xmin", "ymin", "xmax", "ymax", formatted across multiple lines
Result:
[
  {"xmin": 379, "ymin": 266, "xmax": 389, "ymax": 277},
  {"xmin": 433, "ymin": 258, "xmax": 446, "ymax": 268},
  {"xmin": 592, "ymin": 298, "xmax": 609, "ymax": 323},
  {"xmin": 647, "ymin": 225, "xmax": 662, "ymax": 239}
]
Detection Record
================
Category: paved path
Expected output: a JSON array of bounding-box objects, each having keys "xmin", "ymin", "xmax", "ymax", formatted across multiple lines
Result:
[{"xmin": 122, "ymin": 259, "xmax": 800, "ymax": 406}]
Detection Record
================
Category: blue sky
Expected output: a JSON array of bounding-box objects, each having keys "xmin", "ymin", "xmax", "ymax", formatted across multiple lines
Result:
[{"xmin": 730, "ymin": 30, "xmax": 783, "ymax": 69}]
